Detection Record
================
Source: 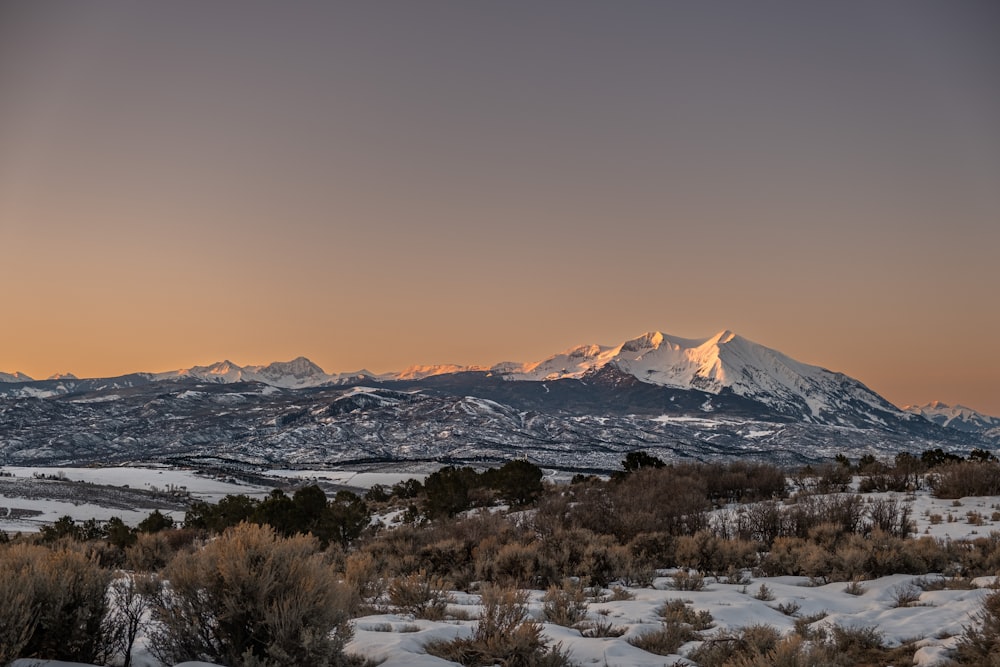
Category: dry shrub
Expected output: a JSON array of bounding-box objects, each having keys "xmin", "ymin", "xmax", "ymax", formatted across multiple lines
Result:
[
  {"xmin": 150, "ymin": 522, "xmax": 354, "ymax": 667},
  {"xmin": 387, "ymin": 570, "xmax": 451, "ymax": 620},
  {"xmin": 867, "ymin": 497, "xmax": 913, "ymax": 537},
  {"xmin": 761, "ymin": 529, "xmax": 950, "ymax": 582},
  {"xmin": 418, "ymin": 537, "xmax": 475, "ymax": 587},
  {"xmin": 953, "ymin": 589, "xmax": 1000, "ymax": 664},
  {"xmin": 628, "ymin": 621, "xmax": 698, "ymax": 656},
  {"xmin": 609, "ymin": 585, "xmax": 635, "ymax": 601},
  {"xmin": 530, "ymin": 492, "xmax": 575, "ymax": 538},
  {"xmin": 899, "ymin": 535, "xmax": 951, "ymax": 574},
  {"xmin": 659, "ymin": 598, "xmax": 714, "ymax": 630},
  {"xmin": 774, "ymin": 600, "xmax": 801, "ymax": 616},
  {"xmin": 889, "ymin": 583, "xmax": 922, "ymax": 607},
  {"xmin": 843, "ymin": 578, "xmax": 866, "ymax": 595},
  {"xmin": 821, "ymin": 624, "xmax": 890, "ymax": 664},
  {"xmin": 570, "ymin": 468, "xmax": 710, "ymax": 541},
  {"xmin": 722, "ymin": 630, "xmax": 915, "ymax": 667},
  {"xmin": 536, "ymin": 528, "xmax": 592, "ymax": 586},
  {"xmin": 914, "ymin": 574, "xmax": 977, "ymax": 591},
  {"xmin": 125, "ymin": 530, "xmax": 177, "ymax": 572},
  {"xmin": 731, "ymin": 500, "xmax": 784, "ymax": 544},
  {"xmin": 951, "ymin": 534, "xmax": 1000, "ymax": 577},
  {"xmin": 792, "ymin": 611, "xmax": 828, "ymax": 639},
  {"xmin": 675, "ymin": 530, "xmax": 758, "ymax": 577},
  {"xmin": 628, "ymin": 531, "xmax": 676, "ymax": 570},
  {"xmin": 930, "ymin": 461, "xmax": 1000, "ymax": 498},
  {"xmin": 345, "ymin": 550, "xmax": 385, "ymax": 606},
  {"xmin": 671, "ymin": 569, "xmax": 705, "ymax": 591},
  {"xmin": 701, "ymin": 462, "xmax": 788, "ymax": 504},
  {"xmin": 578, "ymin": 616, "xmax": 626, "ymax": 638},
  {"xmin": 784, "ymin": 494, "xmax": 865, "ymax": 538},
  {"xmin": 0, "ymin": 565, "xmax": 34, "ymax": 665},
  {"xmin": 425, "ymin": 584, "xmax": 572, "ymax": 667},
  {"xmin": 723, "ymin": 635, "xmax": 810, "ymax": 667},
  {"xmin": 580, "ymin": 535, "xmax": 631, "ymax": 587},
  {"xmin": 542, "ymin": 579, "xmax": 589, "ymax": 627},
  {"xmin": 687, "ymin": 624, "xmax": 781, "ymax": 666},
  {"xmin": 0, "ymin": 542, "xmax": 112, "ymax": 664},
  {"xmin": 476, "ymin": 539, "xmax": 540, "ymax": 587},
  {"xmin": 759, "ymin": 536, "xmax": 830, "ymax": 579}
]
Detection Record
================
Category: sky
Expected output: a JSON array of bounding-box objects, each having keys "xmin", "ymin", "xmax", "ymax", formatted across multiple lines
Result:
[{"xmin": 1, "ymin": 1, "xmax": 999, "ymax": 413}]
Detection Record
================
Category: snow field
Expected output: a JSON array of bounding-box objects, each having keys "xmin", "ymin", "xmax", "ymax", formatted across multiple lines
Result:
[{"xmin": 347, "ymin": 573, "xmax": 992, "ymax": 666}]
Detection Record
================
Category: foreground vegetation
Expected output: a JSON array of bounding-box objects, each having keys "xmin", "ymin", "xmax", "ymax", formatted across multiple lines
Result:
[{"xmin": 3, "ymin": 450, "xmax": 1000, "ymax": 666}]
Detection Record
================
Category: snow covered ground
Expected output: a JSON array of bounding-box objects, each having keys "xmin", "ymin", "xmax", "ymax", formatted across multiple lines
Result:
[
  {"xmin": 13, "ymin": 570, "xmax": 994, "ymax": 667},
  {"xmin": 6, "ymin": 469, "xmax": 1000, "ymax": 665},
  {"xmin": 347, "ymin": 573, "xmax": 993, "ymax": 667},
  {"xmin": 0, "ymin": 466, "xmax": 273, "ymax": 533}
]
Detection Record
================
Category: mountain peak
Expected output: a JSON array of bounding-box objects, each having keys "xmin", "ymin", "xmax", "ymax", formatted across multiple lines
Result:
[
  {"xmin": 904, "ymin": 401, "xmax": 1000, "ymax": 433},
  {"xmin": 712, "ymin": 329, "xmax": 737, "ymax": 345},
  {"xmin": 252, "ymin": 357, "xmax": 327, "ymax": 384},
  {"xmin": 620, "ymin": 331, "xmax": 665, "ymax": 352},
  {"xmin": 0, "ymin": 371, "xmax": 35, "ymax": 383},
  {"xmin": 492, "ymin": 328, "xmax": 900, "ymax": 425}
]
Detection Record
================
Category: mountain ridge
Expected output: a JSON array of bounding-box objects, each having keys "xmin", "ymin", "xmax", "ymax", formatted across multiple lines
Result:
[{"xmin": 2, "ymin": 330, "xmax": 998, "ymax": 438}]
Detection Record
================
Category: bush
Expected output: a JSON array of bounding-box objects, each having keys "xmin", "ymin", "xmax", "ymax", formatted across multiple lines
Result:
[
  {"xmin": 671, "ymin": 569, "xmax": 705, "ymax": 591},
  {"xmin": 125, "ymin": 531, "xmax": 176, "ymax": 572},
  {"xmin": 659, "ymin": 599, "xmax": 714, "ymax": 630},
  {"xmin": 687, "ymin": 624, "xmax": 781, "ymax": 666},
  {"xmin": 542, "ymin": 579, "xmax": 589, "ymax": 627},
  {"xmin": 953, "ymin": 590, "xmax": 1000, "ymax": 664},
  {"xmin": 628, "ymin": 621, "xmax": 698, "ymax": 656},
  {"xmin": 0, "ymin": 543, "xmax": 113, "ymax": 664},
  {"xmin": 0, "ymin": 546, "xmax": 38, "ymax": 665},
  {"xmin": 425, "ymin": 584, "xmax": 572, "ymax": 667},
  {"xmin": 150, "ymin": 522, "xmax": 354, "ymax": 667},
  {"xmin": 718, "ymin": 628, "xmax": 912, "ymax": 667},
  {"xmin": 387, "ymin": 570, "xmax": 451, "ymax": 620},
  {"xmin": 930, "ymin": 461, "xmax": 1000, "ymax": 498}
]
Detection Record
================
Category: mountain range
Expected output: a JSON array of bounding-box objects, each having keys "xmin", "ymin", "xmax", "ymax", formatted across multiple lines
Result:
[{"xmin": 1, "ymin": 330, "xmax": 996, "ymax": 470}]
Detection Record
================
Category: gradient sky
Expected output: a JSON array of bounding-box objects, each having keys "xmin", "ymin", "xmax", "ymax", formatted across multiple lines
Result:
[{"xmin": 2, "ymin": 1, "xmax": 999, "ymax": 413}]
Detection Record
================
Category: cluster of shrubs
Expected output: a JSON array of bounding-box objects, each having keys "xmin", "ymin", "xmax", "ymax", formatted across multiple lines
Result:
[
  {"xmin": 0, "ymin": 523, "xmax": 354, "ymax": 666},
  {"xmin": 4, "ymin": 450, "xmax": 1000, "ymax": 666}
]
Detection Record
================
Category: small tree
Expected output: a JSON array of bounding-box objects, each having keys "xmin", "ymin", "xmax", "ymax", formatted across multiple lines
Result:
[
  {"xmin": 424, "ymin": 466, "xmax": 479, "ymax": 518},
  {"xmin": 136, "ymin": 509, "xmax": 175, "ymax": 533},
  {"xmin": 101, "ymin": 573, "xmax": 156, "ymax": 667},
  {"xmin": 323, "ymin": 490, "xmax": 370, "ymax": 547},
  {"xmin": 39, "ymin": 515, "xmax": 80, "ymax": 542},
  {"xmin": 622, "ymin": 451, "xmax": 666, "ymax": 473},
  {"xmin": 106, "ymin": 516, "xmax": 137, "ymax": 549},
  {"xmin": 969, "ymin": 448, "xmax": 999, "ymax": 463},
  {"xmin": 185, "ymin": 494, "xmax": 258, "ymax": 532},
  {"xmin": 485, "ymin": 460, "xmax": 545, "ymax": 507}
]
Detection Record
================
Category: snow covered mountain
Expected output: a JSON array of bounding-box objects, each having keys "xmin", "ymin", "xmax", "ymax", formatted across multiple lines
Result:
[
  {"xmin": 490, "ymin": 330, "xmax": 909, "ymax": 426},
  {"xmin": 0, "ymin": 329, "xmax": 985, "ymax": 436},
  {"xmin": 0, "ymin": 329, "xmax": 994, "ymax": 470},
  {"xmin": 151, "ymin": 356, "xmax": 350, "ymax": 389},
  {"xmin": 904, "ymin": 401, "xmax": 1000, "ymax": 434},
  {"xmin": 0, "ymin": 371, "xmax": 34, "ymax": 383}
]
